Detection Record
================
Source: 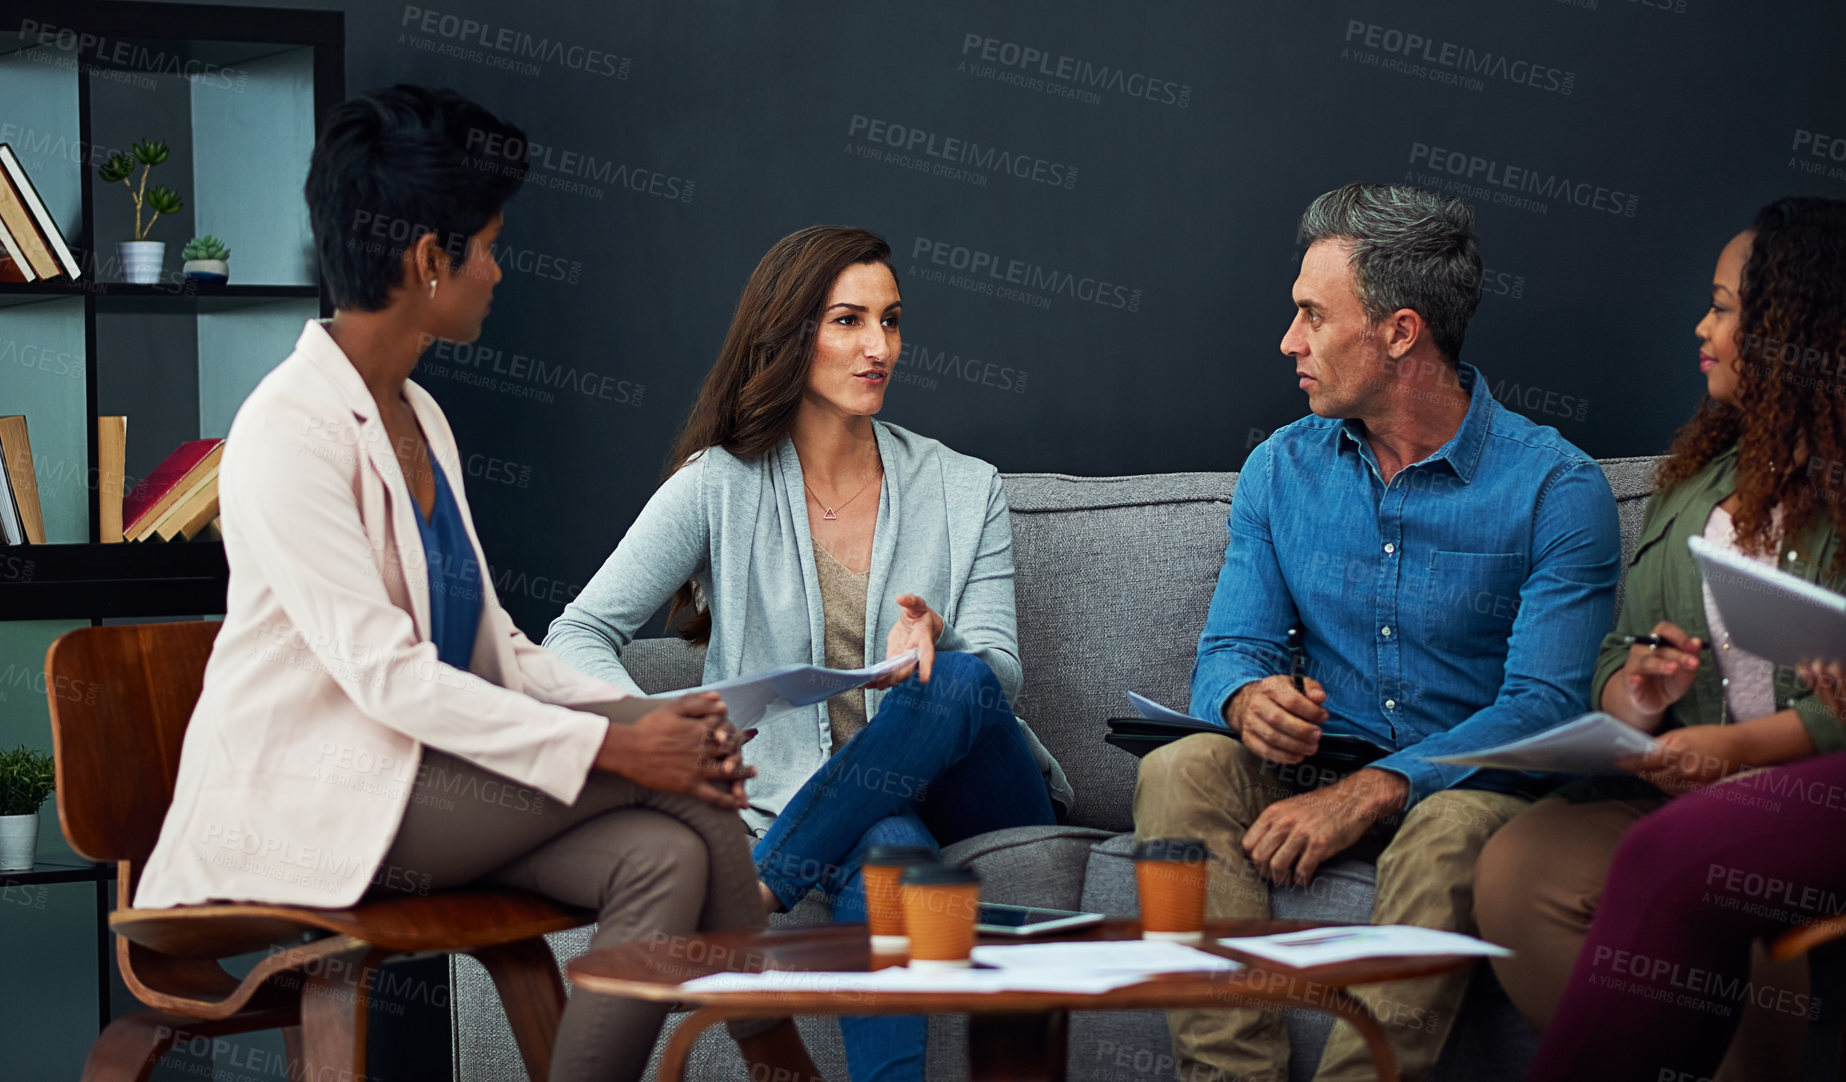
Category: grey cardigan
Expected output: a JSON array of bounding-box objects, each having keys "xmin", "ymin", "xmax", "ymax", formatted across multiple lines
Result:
[{"xmin": 545, "ymin": 420, "xmax": 1074, "ymax": 833}]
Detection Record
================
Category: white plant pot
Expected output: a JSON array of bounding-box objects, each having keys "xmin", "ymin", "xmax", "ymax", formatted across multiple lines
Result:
[
  {"xmin": 0, "ymin": 813, "xmax": 37, "ymax": 871},
  {"xmin": 119, "ymin": 240, "xmax": 166, "ymax": 285},
  {"xmin": 182, "ymin": 258, "xmax": 229, "ymax": 286}
]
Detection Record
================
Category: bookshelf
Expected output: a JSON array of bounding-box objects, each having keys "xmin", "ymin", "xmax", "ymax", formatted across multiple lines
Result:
[{"xmin": 0, "ymin": 1, "xmax": 342, "ymax": 619}]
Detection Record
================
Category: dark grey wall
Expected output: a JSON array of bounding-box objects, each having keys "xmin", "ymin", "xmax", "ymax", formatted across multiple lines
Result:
[{"xmin": 221, "ymin": 0, "xmax": 1846, "ymax": 634}]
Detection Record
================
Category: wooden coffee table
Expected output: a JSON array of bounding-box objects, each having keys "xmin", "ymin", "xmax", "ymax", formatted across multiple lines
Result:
[{"xmin": 567, "ymin": 918, "xmax": 1477, "ymax": 1082}]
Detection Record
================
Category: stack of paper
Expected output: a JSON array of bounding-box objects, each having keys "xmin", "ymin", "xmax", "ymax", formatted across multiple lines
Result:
[
  {"xmin": 1218, "ymin": 926, "xmax": 1510, "ymax": 967},
  {"xmin": 969, "ymin": 939, "xmax": 1239, "ymax": 975},
  {"xmin": 678, "ymin": 967, "xmax": 1147, "ymax": 996},
  {"xmin": 677, "ymin": 940, "xmax": 1242, "ymax": 997}
]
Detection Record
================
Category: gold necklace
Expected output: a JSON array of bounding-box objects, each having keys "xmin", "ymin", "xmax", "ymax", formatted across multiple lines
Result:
[{"xmin": 802, "ymin": 472, "xmax": 875, "ymax": 521}]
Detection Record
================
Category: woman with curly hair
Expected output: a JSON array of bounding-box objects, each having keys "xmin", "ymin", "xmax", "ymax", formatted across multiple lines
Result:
[{"xmin": 1473, "ymin": 195, "xmax": 1846, "ymax": 1081}]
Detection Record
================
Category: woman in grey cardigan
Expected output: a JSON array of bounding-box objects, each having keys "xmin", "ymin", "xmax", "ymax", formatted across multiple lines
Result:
[{"xmin": 546, "ymin": 225, "xmax": 1070, "ymax": 1082}]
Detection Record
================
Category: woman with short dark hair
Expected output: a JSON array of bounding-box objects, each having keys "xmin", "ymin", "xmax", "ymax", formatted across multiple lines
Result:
[
  {"xmin": 547, "ymin": 224, "xmax": 1074, "ymax": 1081},
  {"xmin": 136, "ymin": 85, "xmax": 817, "ymax": 1082}
]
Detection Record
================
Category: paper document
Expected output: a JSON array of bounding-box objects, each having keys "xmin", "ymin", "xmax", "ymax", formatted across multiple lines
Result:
[
  {"xmin": 1689, "ymin": 534, "xmax": 1846, "ymax": 670},
  {"xmin": 1218, "ymin": 926, "xmax": 1510, "ymax": 968},
  {"xmin": 1424, "ymin": 712, "xmax": 1657, "ymax": 774},
  {"xmin": 971, "ymin": 939, "xmax": 1239, "ymax": 974},
  {"xmin": 678, "ymin": 966, "xmax": 1147, "ymax": 996},
  {"xmin": 690, "ymin": 650, "xmax": 919, "ymax": 727},
  {"xmin": 1127, "ymin": 691, "xmax": 1204, "ymax": 723},
  {"xmin": 579, "ymin": 651, "xmax": 919, "ymax": 729}
]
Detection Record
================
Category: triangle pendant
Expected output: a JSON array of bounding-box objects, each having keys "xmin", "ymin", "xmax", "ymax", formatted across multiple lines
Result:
[{"xmin": 823, "ymin": 507, "xmax": 838, "ymax": 521}]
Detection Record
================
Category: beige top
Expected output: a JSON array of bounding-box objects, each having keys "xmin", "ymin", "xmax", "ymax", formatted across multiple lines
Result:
[{"xmin": 815, "ymin": 542, "xmax": 872, "ymax": 751}]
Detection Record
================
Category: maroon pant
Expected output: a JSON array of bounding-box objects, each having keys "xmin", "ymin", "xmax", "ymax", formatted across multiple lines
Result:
[{"xmin": 1529, "ymin": 753, "xmax": 1846, "ymax": 1082}]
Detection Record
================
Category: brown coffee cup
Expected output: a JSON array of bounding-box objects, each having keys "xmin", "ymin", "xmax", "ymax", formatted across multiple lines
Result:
[
  {"xmin": 863, "ymin": 845, "xmax": 937, "ymax": 952},
  {"xmin": 900, "ymin": 863, "xmax": 981, "ymax": 969},
  {"xmin": 1134, "ymin": 837, "xmax": 1210, "ymax": 941}
]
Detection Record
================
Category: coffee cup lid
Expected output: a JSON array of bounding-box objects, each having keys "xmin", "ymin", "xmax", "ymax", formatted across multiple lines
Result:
[
  {"xmin": 864, "ymin": 845, "xmax": 938, "ymax": 866},
  {"xmin": 899, "ymin": 863, "xmax": 980, "ymax": 886},
  {"xmin": 1133, "ymin": 837, "xmax": 1209, "ymax": 863}
]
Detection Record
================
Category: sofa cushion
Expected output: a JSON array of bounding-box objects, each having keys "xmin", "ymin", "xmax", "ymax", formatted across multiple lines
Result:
[
  {"xmin": 1002, "ymin": 473, "xmax": 1239, "ymax": 832},
  {"xmin": 619, "ymin": 635, "xmax": 708, "ymax": 694},
  {"xmin": 940, "ymin": 824, "xmax": 1114, "ymax": 911}
]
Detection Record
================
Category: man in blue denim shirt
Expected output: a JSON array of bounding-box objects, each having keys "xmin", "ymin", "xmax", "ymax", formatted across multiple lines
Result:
[{"xmin": 1136, "ymin": 184, "xmax": 1619, "ymax": 1082}]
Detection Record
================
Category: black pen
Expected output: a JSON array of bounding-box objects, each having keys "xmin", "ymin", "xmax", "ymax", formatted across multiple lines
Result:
[
  {"xmin": 1287, "ymin": 626, "xmax": 1307, "ymax": 692},
  {"xmin": 1622, "ymin": 634, "xmax": 1711, "ymax": 652}
]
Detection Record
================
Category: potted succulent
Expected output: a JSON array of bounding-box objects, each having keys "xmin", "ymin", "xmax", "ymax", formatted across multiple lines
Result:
[
  {"xmin": 0, "ymin": 745, "xmax": 55, "ymax": 871},
  {"xmin": 98, "ymin": 138, "xmax": 185, "ymax": 285},
  {"xmin": 182, "ymin": 235, "xmax": 230, "ymax": 286}
]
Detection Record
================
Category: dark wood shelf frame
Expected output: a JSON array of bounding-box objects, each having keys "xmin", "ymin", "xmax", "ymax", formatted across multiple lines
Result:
[
  {"xmin": 0, "ymin": 0, "xmax": 342, "ymax": 616},
  {"xmin": 0, "ymin": 542, "xmax": 229, "ymax": 619}
]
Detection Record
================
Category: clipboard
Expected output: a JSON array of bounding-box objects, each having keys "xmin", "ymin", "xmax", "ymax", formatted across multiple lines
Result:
[
  {"xmin": 1104, "ymin": 716, "xmax": 1389, "ymax": 772},
  {"xmin": 1688, "ymin": 534, "xmax": 1846, "ymax": 670}
]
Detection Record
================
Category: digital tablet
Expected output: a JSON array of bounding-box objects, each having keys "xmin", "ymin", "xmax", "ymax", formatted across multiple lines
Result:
[
  {"xmin": 1688, "ymin": 535, "xmax": 1846, "ymax": 670},
  {"xmin": 975, "ymin": 904, "xmax": 1106, "ymax": 937}
]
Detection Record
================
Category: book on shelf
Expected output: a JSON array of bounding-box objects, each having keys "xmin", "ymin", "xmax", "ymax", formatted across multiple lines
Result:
[
  {"xmin": 171, "ymin": 485, "xmax": 221, "ymax": 541},
  {"xmin": 0, "ymin": 441, "xmax": 21, "ymax": 544},
  {"xmin": 123, "ymin": 439, "xmax": 223, "ymax": 542},
  {"xmin": 0, "ymin": 215, "xmax": 35, "ymax": 282},
  {"xmin": 144, "ymin": 466, "xmax": 219, "ymax": 542},
  {"xmin": 0, "ymin": 166, "xmax": 58, "ymax": 279},
  {"xmin": 98, "ymin": 416, "xmax": 127, "ymax": 543},
  {"xmin": 0, "ymin": 144, "xmax": 80, "ymax": 281},
  {"xmin": 0, "ymin": 415, "xmax": 46, "ymax": 544}
]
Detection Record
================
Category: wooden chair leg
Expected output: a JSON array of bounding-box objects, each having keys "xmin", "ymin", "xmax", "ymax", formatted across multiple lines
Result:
[
  {"xmin": 81, "ymin": 1008, "xmax": 298, "ymax": 1082},
  {"xmin": 472, "ymin": 937, "xmax": 568, "ymax": 1082},
  {"xmin": 296, "ymin": 947, "xmax": 383, "ymax": 1081}
]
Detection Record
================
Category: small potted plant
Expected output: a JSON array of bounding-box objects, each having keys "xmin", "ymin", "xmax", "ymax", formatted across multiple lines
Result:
[
  {"xmin": 0, "ymin": 745, "xmax": 55, "ymax": 871},
  {"xmin": 182, "ymin": 235, "xmax": 231, "ymax": 286},
  {"xmin": 98, "ymin": 138, "xmax": 185, "ymax": 285}
]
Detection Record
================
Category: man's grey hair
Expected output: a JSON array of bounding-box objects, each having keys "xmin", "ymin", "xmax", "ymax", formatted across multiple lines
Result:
[{"xmin": 1297, "ymin": 183, "xmax": 1483, "ymax": 365}]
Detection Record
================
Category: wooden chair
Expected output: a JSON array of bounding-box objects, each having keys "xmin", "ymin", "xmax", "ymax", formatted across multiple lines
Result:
[{"xmin": 46, "ymin": 621, "xmax": 593, "ymax": 1082}]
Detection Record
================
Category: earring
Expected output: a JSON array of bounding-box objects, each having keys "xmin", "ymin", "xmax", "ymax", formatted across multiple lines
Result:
[{"xmin": 427, "ymin": 279, "xmax": 438, "ymax": 299}]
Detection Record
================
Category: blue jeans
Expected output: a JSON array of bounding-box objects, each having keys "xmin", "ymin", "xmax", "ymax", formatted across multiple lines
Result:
[{"xmin": 752, "ymin": 651, "xmax": 1057, "ymax": 1082}]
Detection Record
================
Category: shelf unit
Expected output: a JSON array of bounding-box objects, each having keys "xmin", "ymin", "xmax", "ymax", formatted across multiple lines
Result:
[
  {"xmin": 0, "ymin": 1, "xmax": 341, "ymax": 617},
  {"xmin": 0, "ymin": 7, "xmax": 342, "ymax": 1075}
]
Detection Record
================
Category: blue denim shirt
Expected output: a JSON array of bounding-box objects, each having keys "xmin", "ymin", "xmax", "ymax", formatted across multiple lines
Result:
[{"xmin": 1190, "ymin": 363, "xmax": 1621, "ymax": 806}]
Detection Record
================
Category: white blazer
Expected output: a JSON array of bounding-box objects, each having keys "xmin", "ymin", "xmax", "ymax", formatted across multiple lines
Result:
[{"xmin": 136, "ymin": 320, "xmax": 622, "ymax": 909}]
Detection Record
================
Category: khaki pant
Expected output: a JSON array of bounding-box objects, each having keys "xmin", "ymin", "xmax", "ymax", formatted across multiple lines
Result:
[
  {"xmin": 1474, "ymin": 795, "xmax": 1809, "ymax": 1082},
  {"xmin": 1134, "ymin": 734, "xmax": 1528, "ymax": 1082},
  {"xmin": 375, "ymin": 749, "xmax": 769, "ymax": 1082}
]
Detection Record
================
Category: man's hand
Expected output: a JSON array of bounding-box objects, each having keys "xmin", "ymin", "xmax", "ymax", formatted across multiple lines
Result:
[
  {"xmin": 1228, "ymin": 674, "xmax": 1328, "ymax": 764},
  {"xmin": 1242, "ymin": 769, "xmax": 1409, "ymax": 886},
  {"xmin": 873, "ymin": 593, "xmax": 944, "ymax": 687},
  {"xmin": 595, "ymin": 691, "xmax": 755, "ymax": 810},
  {"xmin": 1617, "ymin": 724, "xmax": 1742, "ymax": 795}
]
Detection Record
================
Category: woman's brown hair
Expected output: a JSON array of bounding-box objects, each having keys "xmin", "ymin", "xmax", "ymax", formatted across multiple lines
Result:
[
  {"xmin": 1655, "ymin": 197, "xmax": 1846, "ymax": 569},
  {"xmin": 664, "ymin": 225, "xmax": 897, "ymax": 642}
]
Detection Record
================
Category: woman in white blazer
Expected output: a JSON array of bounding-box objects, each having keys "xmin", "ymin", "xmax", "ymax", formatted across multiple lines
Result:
[{"xmin": 134, "ymin": 86, "xmax": 818, "ymax": 1082}]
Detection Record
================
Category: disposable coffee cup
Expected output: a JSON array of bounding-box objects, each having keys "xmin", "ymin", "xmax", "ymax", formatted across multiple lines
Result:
[
  {"xmin": 1134, "ymin": 837, "xmax": 1209, "ymax": 942},
  {"xmin": 863, "ymin": 845, "xmax": 937, "ymax": 953},
  {"xmin": 900, "ymin": 863, "xmax": 981, "ymax": 969}
]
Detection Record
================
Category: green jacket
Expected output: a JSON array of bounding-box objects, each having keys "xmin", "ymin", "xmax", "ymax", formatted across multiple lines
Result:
[{"xmin": 1594, "ymin": 446, "xmax": 1846, "ymax": 752}]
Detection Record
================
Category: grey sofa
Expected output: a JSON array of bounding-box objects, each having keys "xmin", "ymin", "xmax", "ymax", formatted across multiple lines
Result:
[{"xmin": 451, "ymin": 459, "xmax": 1660, "ymax": 1082}]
